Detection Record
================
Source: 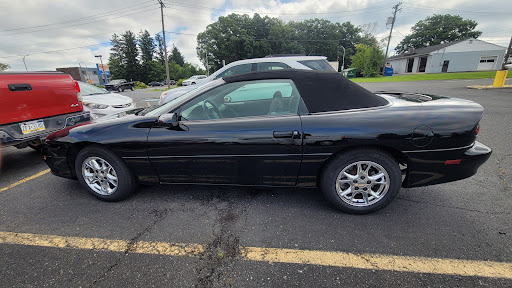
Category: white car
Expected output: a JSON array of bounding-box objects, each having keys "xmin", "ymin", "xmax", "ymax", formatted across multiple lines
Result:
[
  {"xmin": 182, "ymin": 75, "xmax": 207, "ymax": 86},
  {"xmin": 159, "ymin": 55, "xmax": 335, "ymax": 105},
  {"xmin": 78, "ymin": 82, "xmax": 135, "ymax": 119}
]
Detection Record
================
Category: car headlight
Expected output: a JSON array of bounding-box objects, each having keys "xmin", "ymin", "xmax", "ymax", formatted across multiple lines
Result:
[{"xmin": 84, "ymin": 102, "xmax": 109, "ymax": 109}]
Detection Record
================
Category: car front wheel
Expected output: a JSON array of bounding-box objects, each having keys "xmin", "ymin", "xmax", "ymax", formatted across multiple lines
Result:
[
  {"xmin": 75, "ymin": 146, "xmax": 136, "ymax": 201},
  {"xmin": 320, "ymin": 149, "xmax": 401, "ymax": 214}
]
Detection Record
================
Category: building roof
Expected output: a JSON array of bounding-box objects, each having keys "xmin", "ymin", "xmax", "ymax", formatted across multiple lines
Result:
[
  {"xmin": 387, "ymin": 39, "xmax": 468, "ymax": 60},
  {"xmin": 223, "ymin": 69, "xmax": 389, "ymax": 113}
]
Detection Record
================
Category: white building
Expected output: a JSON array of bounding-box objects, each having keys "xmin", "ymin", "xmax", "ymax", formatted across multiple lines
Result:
[{"xmin": 386, "ymin": 39, "xmax": 506, "ymax": 74}]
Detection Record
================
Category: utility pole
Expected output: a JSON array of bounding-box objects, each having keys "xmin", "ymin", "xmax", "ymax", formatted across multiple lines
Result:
[
  {"xmin": 493, "ymin": 36, "xmax": 512, "ymax": 87},
  {"xmin": 158, "ymin": 0, "xmax": 171, "ymax": 89},
  {"xmin": 384, "ymin": 2, "xmax": 402, "ymax": 70}
]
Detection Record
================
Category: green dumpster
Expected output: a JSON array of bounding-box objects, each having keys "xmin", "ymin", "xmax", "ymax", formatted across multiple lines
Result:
[{"xmin": 343, "ymin": 68, "xmax": 357, "ymax": 78}]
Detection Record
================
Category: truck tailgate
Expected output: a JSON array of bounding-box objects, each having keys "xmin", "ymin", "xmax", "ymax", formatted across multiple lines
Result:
[{"xmin": 0, "ymin": 73, "xmax": 83, "ymax": 125}]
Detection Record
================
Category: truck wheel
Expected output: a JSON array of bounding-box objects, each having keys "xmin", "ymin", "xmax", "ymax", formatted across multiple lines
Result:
[
  {"xmin": 75, "ymin": 146, "xmax": 136, "ymax": 201},
  {"xmin": 320, "ymin": 149, "xmax": 401, "ymax": 214}
]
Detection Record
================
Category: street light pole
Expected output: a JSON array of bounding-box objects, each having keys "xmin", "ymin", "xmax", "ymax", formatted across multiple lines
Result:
[
  {"xmin": 95, "ymin": 55, "xmax": 107, "ymax": 85},
  {"xmin": 340, "ymin": 46, "xmax": 346, "ymax": 72}
]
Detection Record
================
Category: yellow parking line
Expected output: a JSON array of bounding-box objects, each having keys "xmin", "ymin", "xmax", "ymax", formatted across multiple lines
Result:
[
  {"xmin": 1, "ymin": 231, "xmax": 511, "ymax": 279},
  {"xmin": 244, "ymin": 247, "xmax": 512, "ymax": 279},
  {"xmin": 0, "ymin": 169, "xmax": 50, "ymax": 192}
]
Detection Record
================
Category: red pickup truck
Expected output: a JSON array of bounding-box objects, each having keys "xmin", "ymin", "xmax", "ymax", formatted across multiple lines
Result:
[{"xmin": 0, "ymin": 72, "xmax": 90, "ymax": 150}]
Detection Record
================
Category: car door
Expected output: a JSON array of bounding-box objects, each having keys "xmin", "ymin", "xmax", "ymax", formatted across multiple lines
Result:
[{"xmin": 147, "ymin": 79, "xmax": 303, "ymax": 186}]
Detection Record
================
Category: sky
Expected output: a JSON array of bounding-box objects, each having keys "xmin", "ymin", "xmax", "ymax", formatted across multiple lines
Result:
[{"xmin": 0, "ymin": 0, "xmax": 510, "ymax": 72}]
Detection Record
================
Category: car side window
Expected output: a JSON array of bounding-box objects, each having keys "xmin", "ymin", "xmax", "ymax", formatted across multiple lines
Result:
[
  {"xmin": 180, "ymin": 79, "xmax": 301, "ymax": 121},
  {"xmin": 256, "ymin": 62, "xmax": 290, "ymax": 71},
  {"xmin": 214, "ymin": 64, "xmax": 252, "ymax": 79}
]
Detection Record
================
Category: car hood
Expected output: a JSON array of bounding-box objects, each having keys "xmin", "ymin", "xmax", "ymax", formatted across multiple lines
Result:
[
  {"xmin": 83, "ymin": 93, "xmax": 132, "ymax": 105},
  {"xmin": 160, "ymin": 85, "xmax": 197, "ymax": 104}
]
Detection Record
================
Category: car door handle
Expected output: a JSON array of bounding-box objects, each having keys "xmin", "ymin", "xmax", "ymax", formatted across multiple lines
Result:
[
  {"xmin": 8, "ymin": 83, "xmax": 32, "ymax": 92},
  {"xmin": 273, "ymin": 130, "xmax": 300, "ymax": 139}
]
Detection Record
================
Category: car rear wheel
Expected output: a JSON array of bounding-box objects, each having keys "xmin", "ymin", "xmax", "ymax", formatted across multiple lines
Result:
[
  {"xmin": 320, "ymin": 149, "xmax": 401, "ymax": 214},
  {"xmin": 75, "ymin": 146, "xmax": 136, "ymax": 201}
]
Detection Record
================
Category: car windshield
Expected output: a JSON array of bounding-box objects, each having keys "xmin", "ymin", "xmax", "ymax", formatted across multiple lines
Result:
[
  {"xmin": 78, "ymin": 82, "xmax": 109, "ymax": 96},
  {"xmin": 298, "ymin": 59, "xmax": 336, "ymax": 71},
  {"xmin": 146, "ymin": 79, "xmax": 225, "ymax": 116},
  {"xmin": 109, "ymin": 80, "xmax": 124, "ymax": 84}
]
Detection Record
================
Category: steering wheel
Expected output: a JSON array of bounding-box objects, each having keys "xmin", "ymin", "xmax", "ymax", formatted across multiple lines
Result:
[{"xmin": 202, "ymin": 100, "xmax": 223, "ymax": 119}]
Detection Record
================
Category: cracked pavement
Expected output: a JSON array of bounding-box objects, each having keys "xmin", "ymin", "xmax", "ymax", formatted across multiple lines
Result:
[{"xmin": 0, "ymin": 78, "xmax": 511, "ymax": 287}]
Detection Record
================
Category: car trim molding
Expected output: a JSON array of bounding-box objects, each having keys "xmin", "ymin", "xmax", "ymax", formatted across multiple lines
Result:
[
  {"xmin": 123, "ymin": 153, "xmax": 332, "ymax": 159},
  {"xmin": 402, "ymin": 143, "xmax": 474, "ymax": 153}
]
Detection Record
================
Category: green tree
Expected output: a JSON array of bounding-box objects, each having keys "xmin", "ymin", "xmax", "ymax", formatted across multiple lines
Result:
[
  {"xmin": 0, "ymin": 62, "xmax": 9, "ymax": 71},
  {"xmin": 197, "ymin": 14, "xmax": 367, "ymax": 71},
  {"xmin": 138, "ymin": 30, "xmax": 155, "ymax": 83},
  {"xmin": 121, "ymin": 30, "xmax": 139, "ymax": 81},
  {"xmin": 351, "ymin": 44, "xmax": 384, "ymax": 77},
  {"xmin": 108, "ymin": 33, "xmax": 125, "ymax": 79},
  {"xmin": 154, "ymin": 33, "xmax": 166, "ymax": 65},
  {"xmin": 169, "ymin": 45, "xmax": 185, "ymax": 66},
  {"xmin": 395, "ymin": 14, "xmax": 482, "ymax": 54}
]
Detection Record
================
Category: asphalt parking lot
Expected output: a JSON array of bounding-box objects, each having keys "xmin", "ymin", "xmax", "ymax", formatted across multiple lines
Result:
[{"xmin": 0, "ymin": 78, "xmax": 511, "ymax": 287}]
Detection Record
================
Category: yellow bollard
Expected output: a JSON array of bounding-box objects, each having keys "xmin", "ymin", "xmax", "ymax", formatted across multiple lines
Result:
[{"xmin": 493, "ymin": 70, "xmax": 508, "ymax": 87}]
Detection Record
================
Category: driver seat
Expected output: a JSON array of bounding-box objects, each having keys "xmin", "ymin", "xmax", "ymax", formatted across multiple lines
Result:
[{"xmin": 269, "ymin": 91, "xmax": 285, "ymax": 115}]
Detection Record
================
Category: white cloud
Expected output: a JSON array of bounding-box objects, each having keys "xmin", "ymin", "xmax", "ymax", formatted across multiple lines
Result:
[{"xmin": 0, "ymin": 0, "xmax": 510, "ymax": 72}]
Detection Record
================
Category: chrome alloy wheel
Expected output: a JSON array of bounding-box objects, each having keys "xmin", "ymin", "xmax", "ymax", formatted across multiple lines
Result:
[
  {"xmin": 82, "ymin": 157, "xmax": 119, "ymax": 195},
  {"xmin": 335, "ymin": 161, "xmax": 390, "ymax": 207}
]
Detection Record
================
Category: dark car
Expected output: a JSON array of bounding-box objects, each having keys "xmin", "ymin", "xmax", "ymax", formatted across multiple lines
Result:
[
  {"xmin": 162, "ymin": 80, "xmax": 176, "ymax": 86},
  {"xmin": 149, "ymin": 81, "xmax": 163, "ymax": 87},
  {"xmin": 42, "ymin": 70, "xmax": 491, "ymax": 214},
  {"xmin": 104, "ymin": 79, "xmax": 134, "ymax": 92}
]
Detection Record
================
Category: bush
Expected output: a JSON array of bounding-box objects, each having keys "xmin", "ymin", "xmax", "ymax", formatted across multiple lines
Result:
[
  {"xmin": 350, "ymin": 44, "xmax": 385, "ymax": 78},
  {"xmin": 176, "ymin": 79, "xmax": 184, "ymax": 86},
  {"xmin": 134, "ymin": 81, "xmax": 147, "ymax": 89}
]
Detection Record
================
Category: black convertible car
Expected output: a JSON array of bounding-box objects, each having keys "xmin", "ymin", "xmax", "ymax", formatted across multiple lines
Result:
[{"xmin": 42, "ymin": 70, "xmax": 491, "ymax": 214}]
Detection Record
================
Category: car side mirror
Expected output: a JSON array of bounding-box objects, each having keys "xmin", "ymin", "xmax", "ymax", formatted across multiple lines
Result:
[{"xmin": 158, "ymin": 113, "xmax": 178, "ymax": 127}]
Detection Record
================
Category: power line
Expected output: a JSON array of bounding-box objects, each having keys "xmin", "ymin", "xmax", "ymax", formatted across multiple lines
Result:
[
  {"xmin": 402, "ymin": 3, "xmax": 510, "ymax": 15},
  {"xmin": 0, "ymin": 0, "xmax": 156, "ymax": 32},
  {"xmin": 164, "ymin": 1, "xmax": 395, "ymax": 16},
  {"xmin": 0, "ymin": 7, "xmax": 160, "ymax": 37}
]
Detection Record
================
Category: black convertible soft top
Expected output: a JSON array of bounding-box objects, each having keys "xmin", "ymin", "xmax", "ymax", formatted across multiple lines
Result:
[{"xmin": 223, "ymin": 69, "xmax": 389, "ymax": 113}]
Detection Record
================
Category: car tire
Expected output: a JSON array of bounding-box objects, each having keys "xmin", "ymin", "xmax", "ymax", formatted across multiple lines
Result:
[
  {"xmin": 320, "ymin": 149, "xmax": 401, "ymax": 214},
  {"xmin": 130, "ymin": 86, "xmax": 134, "ymax": 91},
  {"xmin": 117, "ymin": 87, "xmax": 122, "ymax": 92},
  {"xmin": 75, "ymin": 145, "xmax": 137, "ymax": 202}
]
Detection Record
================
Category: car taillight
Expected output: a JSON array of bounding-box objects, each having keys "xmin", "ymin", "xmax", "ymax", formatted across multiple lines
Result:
[
  {"xmin": 476, "ymin": 124, "xmax": 480, "ymax": 136},
  {"xmin": 74, "ymin": 81, "xmax": 82, "ymax": 102}
]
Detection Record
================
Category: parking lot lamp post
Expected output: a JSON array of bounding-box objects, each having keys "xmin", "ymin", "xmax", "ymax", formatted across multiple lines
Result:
[
  {"xmin": 95, "ymin": 55, "xmax": 107, "ymax": 85},
  {"xmin": 340, "ymin": 46, "xmax": 345, "ymax": 72}
]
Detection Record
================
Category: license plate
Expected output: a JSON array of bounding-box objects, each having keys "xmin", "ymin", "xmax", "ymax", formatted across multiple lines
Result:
[{"xmin": 19, "ymin": 120, "xmax": 45, "ymax": 134}]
